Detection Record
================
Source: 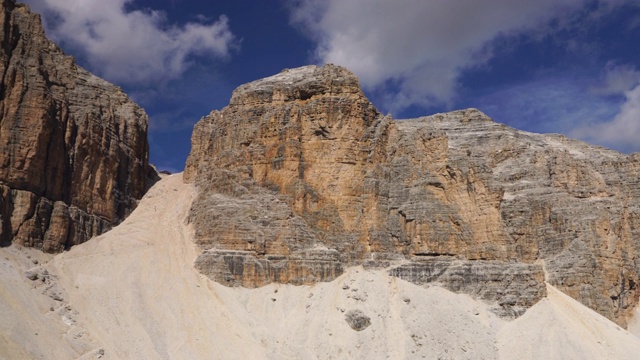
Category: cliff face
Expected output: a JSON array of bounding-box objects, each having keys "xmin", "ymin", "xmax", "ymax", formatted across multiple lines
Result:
[
  {"xmin": 185, "ymin": 64, "xmax": 640, "ymax": 325},
  {"xmin": 0, "ymin": 0, "xmax": 150, "ymax": 252}
]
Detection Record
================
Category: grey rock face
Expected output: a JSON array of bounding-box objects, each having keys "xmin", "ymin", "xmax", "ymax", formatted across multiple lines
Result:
[
  {"xmin": 0, "ymin": 0, "xmax": 151, "ymax": 252},
  {"xmin": 195, "ymin": 250, "xmax": 344, "ymax": 287},
  {"xmin": 188, "ymin": 169, "xmax": 345, "ymax": 287},
  {"xmin": 389, "ymin": 259, "xmax": 545, "ymax": 317},
  {"xmin": 185, "ymin": 64, "xmax": 640, "ymax": 326},
  {"xmin": 406, "ymin": 111, "xmax": 640, "ymax": 325}
]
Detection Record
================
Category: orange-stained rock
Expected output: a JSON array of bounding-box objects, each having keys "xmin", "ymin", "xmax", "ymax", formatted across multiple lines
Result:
[
  {"xmin": 185, "ymin": 64, "xmax": 640, "ymax": 325},
  {"xmin": 0, "ymin": 0, "xmax": 151, "ymax": 252}
]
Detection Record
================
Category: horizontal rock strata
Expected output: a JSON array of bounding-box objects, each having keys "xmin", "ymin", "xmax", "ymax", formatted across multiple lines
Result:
[
  {"xmin": 185, "ymin": 64, "xmax": 640, "ymax": 325},
  {"xmin": 0, "ymin": 0, "xmax": 150, "ymax": 252},
  {"xmin": 389, "ymin": 259, "xmax": 545, "ymax": 317},
  {"xmin": 195, "ymin": 249, "xmax": 344, "ymax": 287}
]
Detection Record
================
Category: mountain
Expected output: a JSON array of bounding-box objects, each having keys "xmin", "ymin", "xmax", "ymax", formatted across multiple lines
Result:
[
  {"xmin": 185, "ymin": 64, "xmax": 640, "ymax": 327},
  {"xmin": 1, "ymin": 2, "xmax": 640, "ymax": 357},
  {"xmin": 0, "ymin": 0, "xmax": 151, "ymax": 252}
]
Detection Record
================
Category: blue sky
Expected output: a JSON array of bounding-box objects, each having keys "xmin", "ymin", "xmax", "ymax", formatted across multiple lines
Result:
[{"xmin": 24, "ymin": 0, "xmax": 640, "ymax": 172}]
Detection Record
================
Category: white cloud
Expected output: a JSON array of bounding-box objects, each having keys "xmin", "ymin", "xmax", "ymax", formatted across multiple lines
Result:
[
  {"xmin": 26, "ymin": 0, "xmax": 236, "ymax": 85},
  {"xmin": 591, "ymin": 62, "xmax": 640, "ymax": 96},
  {"xmin": 288, "ymin": 0, "xmax": 629, "ymax": 111},
  {"xmin": 572, "ymin": 74, "xmax": 640, "ymax": 152},
  {"xmin": 570, "ymin": 63, "xmax": 640, "ymax": 152}
]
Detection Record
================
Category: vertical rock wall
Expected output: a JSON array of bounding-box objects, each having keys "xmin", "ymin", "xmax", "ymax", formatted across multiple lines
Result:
[{"xmin": 0, "ymin": 1, "xmax": 150, "ymax": 252}]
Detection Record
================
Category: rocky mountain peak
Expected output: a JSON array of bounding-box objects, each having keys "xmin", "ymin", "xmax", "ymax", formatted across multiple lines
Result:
[
  {"xmin": 229, "ymin": 64, "xmax": 364, "ymax": 106},
  {"xmin": 185, "ymin": 64, "xmax": 640, "ymax": 327}
]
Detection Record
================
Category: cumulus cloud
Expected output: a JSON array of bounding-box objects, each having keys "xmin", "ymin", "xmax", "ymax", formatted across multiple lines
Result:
[
  {"xmin": 572, "ymin": 64, "xmax": 640, "ymax": 152},
  {"xmin": 26, "ymin": 0, "xmax": 236, "ymax": 85},
  {"xmin": 288, "ymin": 0, "xmax": 630, "ymax": 111}
]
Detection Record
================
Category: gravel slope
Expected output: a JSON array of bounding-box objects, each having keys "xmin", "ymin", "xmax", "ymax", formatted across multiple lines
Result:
[{"xmin": 2, "ymin": 173, "xmax": 640, "ymax": 359}]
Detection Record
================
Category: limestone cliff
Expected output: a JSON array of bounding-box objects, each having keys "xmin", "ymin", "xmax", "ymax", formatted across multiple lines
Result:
[
  {"xmin": 0, "ymin": 0, "xmax": 150, "ymax": 252},
  {"xmin": 185, "ymin": 64, "xmax": 640, "ymax": 326}
]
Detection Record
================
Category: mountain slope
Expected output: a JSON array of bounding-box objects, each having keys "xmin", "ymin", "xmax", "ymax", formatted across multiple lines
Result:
[{"xmin": 2, "ymin": 174, "xmax": 640, "ymax": 359}]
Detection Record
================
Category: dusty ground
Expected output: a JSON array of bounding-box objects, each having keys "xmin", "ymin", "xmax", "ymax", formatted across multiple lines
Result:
[{"xmin": 2, "ymin": 173, "xmax": 640, "ymax": 359}]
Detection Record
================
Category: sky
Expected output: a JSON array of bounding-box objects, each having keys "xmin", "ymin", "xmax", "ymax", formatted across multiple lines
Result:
[{"xmin": 23, "ymin": 0, "xmax": 640, "ymax": 172}]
